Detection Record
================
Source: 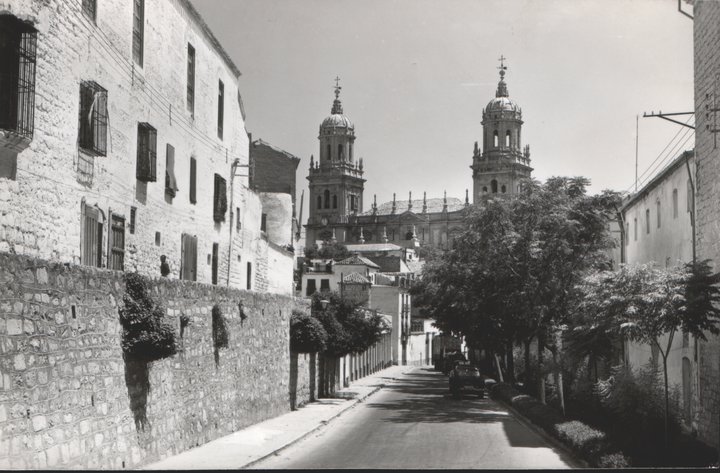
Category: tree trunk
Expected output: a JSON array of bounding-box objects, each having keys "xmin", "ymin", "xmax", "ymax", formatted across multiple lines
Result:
[
  {"xmin": 662, "ymin": 352, "xmax": 670, "ymax": 450},
  {"xmin": 538, "ymin": 335, "xmax": 546, "ymax": 404},
  {"xmin": 506, "ymin": 341, "xmax": 515, "ymax": 383},
  {"xmin": 524, "ymin": 338, "xmax": 531, "ymax": 383}
]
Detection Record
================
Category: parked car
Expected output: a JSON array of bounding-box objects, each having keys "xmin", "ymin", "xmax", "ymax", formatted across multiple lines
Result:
[
  {"xmin": 449, "ymin": 362, "xmax": 485, "ymax": 399},
  {"xmin": 441, "ymin": 351, "xmax": 467, "ymax": 374}
]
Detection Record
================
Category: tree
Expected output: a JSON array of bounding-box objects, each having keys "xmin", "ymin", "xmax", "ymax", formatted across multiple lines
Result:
[
  {"xmin": 290, "ymin": 309, "xmax": 327, "ymax": 353},
  {"xmin": 577, "ymin": 261, "xmax": 720, "ymax": 448},
  {"xmin": 304, "ymin": 241, "xmax": 352, "ymax": 261},
  {"xmin": 414, "ymin": 177, "xmax": 620, "ymax": 394}
]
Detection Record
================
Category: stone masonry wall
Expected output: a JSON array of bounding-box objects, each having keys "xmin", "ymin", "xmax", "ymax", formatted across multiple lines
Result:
[
  {"xmin": 694, "ymin": 0, "xmax": 720, "ymax": 450},
  {"xmin": 0, "ymin": 252, "xmax": 308, "ymax": 469}
]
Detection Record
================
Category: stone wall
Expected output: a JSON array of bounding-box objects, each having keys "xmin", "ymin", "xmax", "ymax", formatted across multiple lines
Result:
[
  {"xmin": 290, "ymin": 352, "xmax": 319, "ymax": 410},
  {"xmin": 694, "ymin": 0, "xmax": 720, "ymax": 450},
  {"xmin": 0, "ymin": 252, "xmax": 308, "ymax": 469}
]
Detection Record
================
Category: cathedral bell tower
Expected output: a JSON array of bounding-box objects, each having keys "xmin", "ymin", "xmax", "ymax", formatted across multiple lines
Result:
[
  {"xmin": 305, "ymin": 78, "xmax": 366, "ymax": 247},
  {"xmin": 472, "ymin": 57, "xmax": 532, "ymax": 203}
]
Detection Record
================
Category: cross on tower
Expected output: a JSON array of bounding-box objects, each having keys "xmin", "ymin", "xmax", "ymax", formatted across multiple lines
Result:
[
  {"xmin": 334, "ymin": 76, "xmax": 342, "ymax": 98},
  {"xmin": 498, "ymin": 55, "xmax": 507, "ymax": 79}
]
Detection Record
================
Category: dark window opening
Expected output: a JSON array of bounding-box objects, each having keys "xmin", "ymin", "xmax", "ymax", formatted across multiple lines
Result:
[
  {"xmin": 350, "ymin": 195, "xmax": 357, "ymax": 211},
  {"xmin": 646, "ymin": 208, "xmax": 650, "ymax": 234},
  {"xmin": 338, "ymin": 144, "xmax": 344, "ymax": 160},
  {"xmin": 180, "ymin": 233, "xmax": 197, "ymax": 281},
  {"xmin": 306, "ymin": 278, "xmax": 316, "ymax": 296},
  {"xmin": 657, "ymin": 201, "xmax": 661, "ymax": 228},
  {"xmin": 129, "ymin": 207, "xmax": 136, "ymax": 234},
  {"xmin": 493, "ymin": 130, "xmax": 498, "ymax": 147},
  {"xmin": 165, "ymin": 143, "xmax": 178, "ymax": 198},
  {"xmin": 482, "ymin": 186, "xmax": 487, "ymax": 193},
  {"xmin": 82, "ymin": 0, "xmax": 97, "ymax": 22},
  {"xmin": 217, "ymin": 79, "xmax": 224, "ymax": 139},
  {"xmin": 136, "ymin": 123, "xmax": 157, "ymax": 182},
  {"xmin": 0, "ymin": 16, "xmax": 37, "ymax": 139},
  {"xmin": 326, "ymin": 144, "xmax": 331, "ymax": 161},
  {"xmin": 211, "ymin": 242, "xmax": 219, "ymax": 285},
  {"xmin": 132, "ymin": 0, "xmax": 144, "ymax": 67},
  {"xmin": 505, "ymin": 130, "xmax": 511, "ymax": 147},
  {"xmin": 261, "ymin": 213, "xmax": 267, "ymax": 232},
  {"xmin": 155, "ymin": 231, "xmax": 161, "ymax": 246},
  {"xmin": 317, "ymin": 195, "xmax": 322, "ymax": 209},
  {"xmin": 324, "ymin": 189, "xmax": 330, "ymax": 209},
  {"xmin": 332, "ymin": 194, "xmax": 337, "ymax": 209},
  {"xmin": 491, "ymin": 179, "xmax": 498, "ymax": 194},
  {"xmin": 320, "ymin": 279, "xmax": 330, "ymax": 292},
  {"xmin": 501, "ymin": 184, "xmax": 506, "ymax": 193},
  {"xmin": 673, "ymin": 189, "xmax": 678, "ymax": 219},
  {"xmin": 108, "ymin": 213, "xmax": 125, "ymax": 271},
  {"xmin": 236, "ymin": 207, "xmax": 241, "ymax": 231},
  {"xmin": 82, "ymin": 203, "xmax": 103, "ymax": 268},
  {"xmin": 349, "ymin": 143, "xmax": 353, "ymax": 160},
  {"xmin": 213, "ymin": 173, "xmax": 227, "ymax": 222},
  {"xmin": 78, "ymin": 81, "xmax": 108, "ymax": 156},
  {"xmin": 186, "ymin": 44, "xmax": 195, "ymax": 115},
  {"xmin": 189, "ymin": 157, "xmax": 197, "ymax": 204},
  {"xmin": 246, "ymin": 262, "xmax": 252, "ymax": 290}
]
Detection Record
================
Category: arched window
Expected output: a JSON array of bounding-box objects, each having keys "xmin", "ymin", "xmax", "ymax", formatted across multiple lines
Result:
[
  {"xmin": 482, "ymin": 186, "xmax": 488, "ymax": 193},
  {"xmin": 332, "ymin": 195, "xmax": 337, "ymax": 209},
  {"xmin": 491, "ymin": 179, "xmax": 498, "ymax": 193},
  {"xmin": 405, "ymin": 231, "xmax": 413, "ymax": 240},
  {"xmin": 493, "ymin": 131, "xmax": 499, "ymax": 147},
  {"xmin": 349, "ymin": 143, "xmax": 353, "ymax": 160},
  {"xmin": 317, "ymin": 195, "xmax": 322, "ymax": 209},
  {"xmin": 646, "ymin": 208, "xmax": 650, "ymax": 234},
  {"xmin": 501, "ymin": 184, "xmax": 506, "ymax": 193},
  {"xmin": 672, "ymin": 189, "xmax": 678, "ymax": 218},
  {"xmin": 506, "ymin": 130, "xmax": 511, "ymax": 147},
  {"xmin": 324, "ymin": 189, "xmax": 330, "ymax": 209},
  {"xmin": 326, "ymin": 144, "xmax": 331, "ymax": 161},
  {"xmin": 338, "ymin": 144, "xmax": 344, "ymax": 160}
]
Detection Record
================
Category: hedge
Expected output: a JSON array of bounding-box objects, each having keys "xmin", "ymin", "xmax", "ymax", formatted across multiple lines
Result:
[{"xmin": 491, "ymin": 383, "xmax": 630, "ymax": 468}]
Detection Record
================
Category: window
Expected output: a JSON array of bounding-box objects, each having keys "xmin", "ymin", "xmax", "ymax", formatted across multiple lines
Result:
[
  {"xmin": 78, "ymin": 81, "xmax": 108, "ymax": 156},
  {"xmin": 136, "ymin": 123, "xmax": 157, "ymax": 182},
  {"xmin": 332, "ymin": 195, "xmax": 337, "ymax": 209},
  {"xmin": 306, "ymin": 278, "xmax": 316, "ymax": 296},
  {"xmin": 317, "ymin": 195, "xmax": 322, "ymax": 209},
  {"xmin": 82, "ymin": 0, "xmax": 97, "ymax": 22},
  {"xmin": 213, "ymin": 173, "xmax": 227, "ymax": 222},
  {"xmin": 625, "ymin": 222, "xmax": 629, "ymax": 246},
  {"xmin": 646, "ymin": 209, "xmax": 650, "ymax": 234},
  {"xmin": 108, "ymin": 213, "xmax": 125, "ymax": 271},
  {"xmin": 211, "ymin": 243, "xmax": 219, "ymax": 285},
  {"xmin": 81, "ymin": 203, "xmax": 103, "ymax": 268},
  {"xmin": 189, "ymin": 157, "xmax": 197, "ymax": 204},
  {"xmin": 186, "ymin": 44, "xmax": 195, "ymax": 115},
  {"xmin": 261, "ymin": 213, "xmax": 267, "ymax": 232},
  {"xmin": 338, "ymin": 144, "xmax": 344, "ymax": 160},
  {"xmin": 0, "ymin": 16, "xmax": 37, "ymax": 139},
  {"xmin": 180, "ymin": 233, "xmax": 197, "ymax": 281},
  {"xmin": 482, "ymin": 186, "xmax": 487, "ymax": 193},
  {"xmin": 326, "ymin": 144, "xmax": 331, "ymax": 161},
  {"xmin": 501, "ymin": 184, "xmax": 506, "ymax": 193},
  {"xmin": 687, "ymin": 180, "xmax": 692, "ymax": 213},
  {"xmin": 491, "ymin": 180, "xmax": 498, "ymax": 193},
  {"xmin": 350, "ymin": 195, "xmax": 357, "ymax": 211},
  {"xmin": 236, "ymin": 207, "xmax": 241, "ymax": 231},
  {"xmin": 162, "ymin": 144, "xmax": 178, "ymax": 198},
  {"xmin": 633, "ymin": 218, "xmax": 637, "ymax": 241},
  {"xmin": 349, "ymin": 143, "xmax": 353, "ymax": 160},
  {"xmin": 505, "ymin": 130, "xmax": 511, "ymax": 147},
  {"xmin": 656, "ymin": 200, "xmax": 661, "ymax": 228},
  {"xmin": 246, "ymin": 262, "xmax": 252, "ymax": 290},
  {"xmin": 673, "ymin": 189, "xmax": 678, "ymax": 219},
  {"xmin": 129, "ymin": 207, "xmax": 136, "ymax": 234},
  {"xmin": 155, "ymin": 231, "xmax": 161, "ymax": 246},
  {"xmin": 320, "ymin": 279, "xmax": 330, "ymax": 292},
  {"xmin": 217, "ymin": 80, "xmax": 224, "ymax": 139},
  {"xmin": 324, "ymin": 189, "xmax": 330, "ymax": 209},
  {"xmin": 132, "ymin": 0, "xmax": 144, "ymax": 67},
  {"xmin": 493, "ymin": 130, "xmax": 498, "ymax": 147}
]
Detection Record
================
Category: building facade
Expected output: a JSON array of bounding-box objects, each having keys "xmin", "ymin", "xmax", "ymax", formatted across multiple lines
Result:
[
  {"xmin": 304, "ymin": 62, "xmax": 533, "ymax": 251},
  {"xmin": 0, "ymin": 0, "xmax": 293, "ymax": 294},
  {"xmin": 620, "ymin": 150, "xmax": 698, "ymax": 431},
  {"xmin": 693, "ymin": 0, "xmax": 720, "ymax": 450}
]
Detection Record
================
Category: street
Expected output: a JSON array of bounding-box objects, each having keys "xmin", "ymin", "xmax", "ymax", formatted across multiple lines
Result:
[{"xmin": 251, "ymin": 367, "xmax": 577, "ymax": 469}]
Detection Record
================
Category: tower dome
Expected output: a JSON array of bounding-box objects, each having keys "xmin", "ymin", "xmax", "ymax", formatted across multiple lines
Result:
[
  {"xmin": 320, "ymin": 79, "xmax": 354, "ymax": 133},
  {"xmin": 483, "ymin": 59, "xmax": 522, "ymax": 117}
]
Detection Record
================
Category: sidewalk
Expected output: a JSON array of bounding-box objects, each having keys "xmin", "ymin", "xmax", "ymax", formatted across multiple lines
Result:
[{"xmin": 143, "ymin": 364, "xmax": 414, "ymax": 470}]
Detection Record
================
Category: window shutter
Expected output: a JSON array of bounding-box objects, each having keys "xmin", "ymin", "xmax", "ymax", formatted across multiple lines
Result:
[
  {"xmin": 213, "ymin": 174, "xmax": 227, "ymax": 222},
  {"xmin": 189, "ymin": 157, "xmax": 197, "ymax": 204},
  {"xmin": 165, "ymin": 144, "xmax": 178, "ymax": 196},
  {"xmin": 180, "ymin": 234, "xmax": 187, "ymax": 280}
]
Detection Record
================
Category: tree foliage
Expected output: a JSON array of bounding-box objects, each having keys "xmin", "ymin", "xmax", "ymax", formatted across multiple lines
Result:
[
  {"xmin": 290, "ymin": 309, "xmax": 328, "ymax": 353},
  {"xmin": 304, "ymin": 241, "xmax": 353, "ymax": 261}
]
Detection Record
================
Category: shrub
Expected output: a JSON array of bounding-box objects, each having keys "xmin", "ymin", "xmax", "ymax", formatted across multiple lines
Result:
[
  {"xmin": 212, "ymin": 305, "xmax": 229, "ymax": 350},
  {"xmin": 290, "ymin": 310, "xmax": 327, "ymax": 353},
  {"xmin": 119, "ymin": 272, "xmax": 177, "ymax": 362}
]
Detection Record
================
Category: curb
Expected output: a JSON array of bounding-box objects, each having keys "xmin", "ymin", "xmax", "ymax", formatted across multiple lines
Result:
[
  {"xmin": 240, "ymin": 369, "xmax": 412, "ymax": 469},
  {"xmin": 494, "ymin": 398, "xmax": 588, "ymax": 469}
]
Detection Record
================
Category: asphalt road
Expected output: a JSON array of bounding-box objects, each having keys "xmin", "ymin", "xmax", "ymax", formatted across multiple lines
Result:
[{"xmin": 252, "ymin": 367, "xmax": 577, "ymax": 469}]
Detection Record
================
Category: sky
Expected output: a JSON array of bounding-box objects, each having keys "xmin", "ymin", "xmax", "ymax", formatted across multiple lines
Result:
[{"xmin": 192, "ymin": 0, "xmax": 694, "ymax": 216}]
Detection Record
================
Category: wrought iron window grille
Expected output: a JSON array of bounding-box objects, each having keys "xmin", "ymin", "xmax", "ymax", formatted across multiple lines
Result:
[
  {"xmin": 213, "ymin": 173, "xmax": 227, "ymax": 222},
  {"xmin": 0, "ymin": 16, "xmax": 37, "ymax": 142},
  {"xmin": 78, "ymin": 81, "xmax": 108, "ymax": 156},
  {"xmin": 136, "ymin": 122, "xmax": 157, "ymax": 182}
]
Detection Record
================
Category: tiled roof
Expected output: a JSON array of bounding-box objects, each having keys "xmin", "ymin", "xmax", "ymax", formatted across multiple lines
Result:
[
  {"xmin": 344, "ymin": 243, "xmax": 403, "ymax": 252},
  {"xmin": 368, "ymin": 256, "xmax": 409, "ymax": 273},
  {"xmin": 342, "ymin": 272, "xmax": 370, "ymax": 284},
  {"xmin": 362, "ymin": 197, "xmax": 464, "ymax": 216},
  {"xmin": 336, "ymin": 255, "xmax": 380, "ymax": 269}
]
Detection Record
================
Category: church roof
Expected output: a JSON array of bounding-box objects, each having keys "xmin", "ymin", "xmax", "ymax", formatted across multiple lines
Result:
[
  {"xmin": 342, "ymin": 272, "xmax": 371, "ymax": 284},
  {"xmin": 362, "ymin": 197, "xmax": 464, "ymax": 216},
  {"xmin": 344, "ymin": 243, "xmax": 403, "ymax": 252},
  {"xmin": 336, "ymin": 255, "xmax": 380, "ymax": 269}
]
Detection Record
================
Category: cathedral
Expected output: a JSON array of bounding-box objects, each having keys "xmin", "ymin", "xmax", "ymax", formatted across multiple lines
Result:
[{"xmin": 304, "ymin": 60, "xmax": 533, "ymax": 250}]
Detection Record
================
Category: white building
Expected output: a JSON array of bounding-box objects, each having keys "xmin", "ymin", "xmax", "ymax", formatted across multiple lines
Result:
[{"xmin": 0, "ymin": 0, "xmax": 293, "ymax": 294}]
